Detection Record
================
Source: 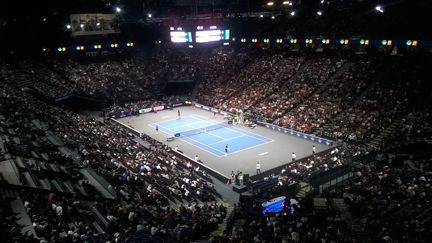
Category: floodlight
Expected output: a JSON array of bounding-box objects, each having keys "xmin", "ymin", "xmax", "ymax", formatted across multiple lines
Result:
[{"xmin": 375, "ymin": 6, "xmax": 384, "ymax": 13}]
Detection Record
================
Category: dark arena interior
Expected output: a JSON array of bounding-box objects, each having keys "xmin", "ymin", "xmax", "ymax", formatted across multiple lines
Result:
[{"xmin": 0, "ymin": 0, "xmax": 431, "ymax": 242}]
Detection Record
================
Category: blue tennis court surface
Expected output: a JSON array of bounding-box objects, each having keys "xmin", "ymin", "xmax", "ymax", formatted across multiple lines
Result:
[{"xmin": 151, "ymin": 116, "xmax": 273, "ymax": 157}]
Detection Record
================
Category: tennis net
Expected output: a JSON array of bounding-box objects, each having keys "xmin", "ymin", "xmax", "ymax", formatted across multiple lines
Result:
[{"xmin": 177, "ymin": 122, "xmax": 228, "ymax": 137}]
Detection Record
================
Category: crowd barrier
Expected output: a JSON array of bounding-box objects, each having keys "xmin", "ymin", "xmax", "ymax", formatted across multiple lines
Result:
[
  {"xmin": 308, "ymin": 161, "xmax": 353, "ymax": 187},
  {"xmin": 193, "ymin": 102, "xmax": 232, "ymax": 117},
  {"xmin": 110, "ymin": 118, "xmax": 142, "ymax": 136},
  {"xmin": 248, "ymin": 147, "xmax": 335, "ymax": 182},
  {"xmin": 110, "ymin": 101, "xmax": 189, "ymax": 119},
  {"xmin": 170, "ymin": 150, "xmax": 230, "ymax": 184},
  {"xmin": 111, "ymin": 117, "xmax": 230, "ymax": 184},
  {"xmin": 111, "ymin": 101, "xmax": 336, "ymax": 185},
  {"xmin": 258, "ymin": 121, "xmax": 335, "ymax": 146},
  {"xmin": 192, "ymin": 102, "xmax": 334, "ymax": 146}
]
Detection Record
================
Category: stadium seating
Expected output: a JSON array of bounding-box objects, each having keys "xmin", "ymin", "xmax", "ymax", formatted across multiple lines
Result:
[{"xmin": 1, "ymin": 45, "xmax": 431, "ymax": 242}]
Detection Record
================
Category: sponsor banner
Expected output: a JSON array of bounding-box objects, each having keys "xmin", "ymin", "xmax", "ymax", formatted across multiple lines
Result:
[
  {"xmin": 262, "ymin": 123, "xmax": 334, "ymax": 146},
  {"xmin": 193, "ymin": 102, "xmax": 232, "ymax": 116},
  {"xmin": 153, "ymin": 105, "xmax": 165, "ymax": 111},
  {"xmin": 112, "ymin": 111, "xmax": 133, "ymax": 119},
  {"xmin": 70, "ymin": 13, "xmax": 120, "ymax": 36},
  {"xmin": 114, "ymin": 102, "xmax": 187, "ymax": 119},
  {"xmin": 139, "ymin": 108, "xmax": 153, "ymax": 114},
  {"xmin": 172, "ymin": 103, "xmax": 184, "ymax": 107}
]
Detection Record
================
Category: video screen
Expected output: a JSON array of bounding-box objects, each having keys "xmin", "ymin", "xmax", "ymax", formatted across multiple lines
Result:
[
  {"xmin": 170, "ymin": 28, "xmax": 193, "ymax": 43},
  {"xmin": 262, "ymin": 197, "xmax": 298, "ymax": 216},
  {"xmin": 195, "ymin": 28, "xmax": 230, "ymax": 43}
]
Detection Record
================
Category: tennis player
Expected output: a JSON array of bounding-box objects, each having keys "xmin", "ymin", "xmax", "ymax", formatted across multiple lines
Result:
[{"xmin": 225, "ymin": 144, "xmax": 229, "ymax": 156}]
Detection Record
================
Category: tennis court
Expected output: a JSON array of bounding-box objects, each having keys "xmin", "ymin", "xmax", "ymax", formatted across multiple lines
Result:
[{"xmin": 151, "ymin": 116, "xmax": 273, "ymax": 157}]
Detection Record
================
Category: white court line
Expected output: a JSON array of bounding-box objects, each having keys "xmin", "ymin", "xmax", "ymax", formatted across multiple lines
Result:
[
  {"xmin": 244, "ymin": 133, "xmax": 273, "ymax": 143},
  {"xmin": 151, "ymin": 121, "xmax": 206, "ymax": 134},
  {"xmin": 151, "ymin": 124, "xmax": 273, "ymax": 158},
  {"xmin": 154, "ymin": 116, "xmax": 199, "ymax": 126},
  {"xmin": 151, "ymin": 115, "xmax": 274, "ymax": 157},
  {"xmin": 155, "ymin": 125, "xmax": 177, "ymax": 135},
  {"xmin": 149, "ymin": 123, "xmax": 225, "ymax": 157},
  {"xmin": 192, "ymin": 114, "xmax": 272, "ymax": 142},
  {"xmin": 224, "ymin": 139, "xmax": 274, "ymax": 156},
  {"xmin": 181, "ymin": 136, "xmax": 226, "ymax": 157},
  {"xmin": 204, "ymin": 134, "xmax": 274, "ymax": 157},
  {"xmin": 206, "ymin": 134, "xmax": 248, "ymax": 146},
  {"xmin": 202, "ymin": 130, "xmax": 227, "ymax": 140},
  {"xmin": 166, "ymin": 120, "xmax": 211, "ymax": 131},
  {"xmin": 186, "ymin": 116, "xmax": 275, "ymax": 154},
  {"xmin": 191, "ymin": 114, "xmax": 225, "ymax": 123},
  {"xmin": 259, "ymin": 152, "xmax": 268, "ymax": 156}
]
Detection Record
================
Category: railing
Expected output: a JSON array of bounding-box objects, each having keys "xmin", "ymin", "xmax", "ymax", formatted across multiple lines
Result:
[
  {"xmin": 111, "ymin": 118, "xmax": 231, "ymax": 184},
  {"xmin": 258, "ymin": 121, "xmax": 335, "ymax": 146},
  {"xmin": 248, "ymin": 147, "xmax": 334, "ymax": 182}
]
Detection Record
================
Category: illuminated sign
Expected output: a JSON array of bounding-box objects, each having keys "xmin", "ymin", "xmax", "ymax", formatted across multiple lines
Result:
[
  {"xmin": 170, "ymin": 30, "xmax": 193, "ymax": 43},
  {"xmin": 195, "ymin": 29, "xmax": 230, "ymax": 43}
]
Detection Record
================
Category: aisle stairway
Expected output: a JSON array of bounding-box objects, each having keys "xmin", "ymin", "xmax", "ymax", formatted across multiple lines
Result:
[
  {"xmin": 210, "ymin": 199, "xmax": 235, "ymax": 237},
  {"xmin": 353, "ymin": 60, "xmax": 393, "ymax": 105},
  {"xmin": 295, "ymin": 182, "xmax": 312, "ymax": 198},
  {"xmin": 368, "ymin": 117, "xmax": 404, "ymax": 150},
  {"xmin": 329, "ymin": 198, "xmax": 365, "ymax": 236},
  {"xmin": 0, "ymin": 189, "xmax": 38, "ymax": 238}
]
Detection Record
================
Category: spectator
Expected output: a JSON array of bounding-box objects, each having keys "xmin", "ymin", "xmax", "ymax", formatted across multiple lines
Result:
[{"xmin": 256, "ymin": 162, "xmax": 261, "ymax": 174}]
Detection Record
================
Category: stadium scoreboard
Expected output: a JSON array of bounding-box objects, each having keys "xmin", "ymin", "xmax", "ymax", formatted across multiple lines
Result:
[
  {"xmin": 169, "ymin": 26, "xmax": 230, "ymax": 45},
  {"xmin": 170, "ymin": 27, "xmax": 193, "ymax": 43},
  {"xmin": 196, "ymin": 26, "xmax": 230, "ymax": 43}
]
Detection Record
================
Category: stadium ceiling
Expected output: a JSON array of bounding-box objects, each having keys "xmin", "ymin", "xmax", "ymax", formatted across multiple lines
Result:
[{"xmin": 1, "ymin": 0, "xmax": 428, "ymax": 18}]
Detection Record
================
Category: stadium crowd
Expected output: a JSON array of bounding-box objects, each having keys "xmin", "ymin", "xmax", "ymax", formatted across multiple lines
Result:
[
  {"xmin": 319, "ymin": 57, "xmax": 427, "ymax": 143},
  {"xmin": 215, "ymin": 196, "xmax": 355, "ymax": 243},
  {"xmin": 1, "ymin": 45, "xmax": 432, "ymax": 242},
  {"xmin": 219, "ymin": 55, "xmax": 304, "ymax": 112},
  {"xmin": 343, "ymin": 148, "xmax": 432, "ymax": 242},
  {"xmin": 250, "ymin": 56, "xmax": 346, "ymax": 124},
  {"xmin": 0, "ymin": 82, "xmax": 226, "ymax": 242},
  {"xmin": 280, "ymin": 58, "xmax": 377, "ymax": 133}
]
